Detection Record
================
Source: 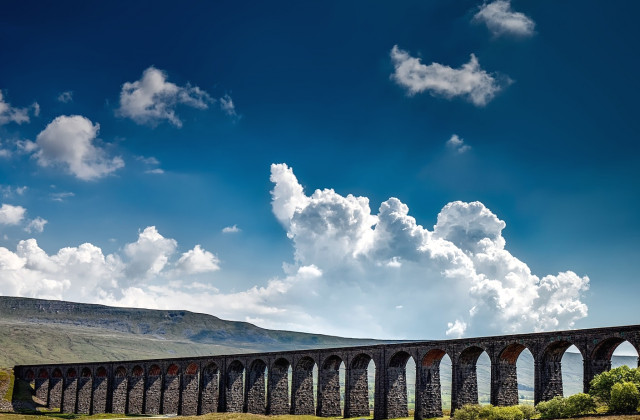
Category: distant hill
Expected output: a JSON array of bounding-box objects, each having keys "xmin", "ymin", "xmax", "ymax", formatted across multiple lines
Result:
[{"xmin": 0, "ymin": 296, "xmax": 379, "ymax": 367}]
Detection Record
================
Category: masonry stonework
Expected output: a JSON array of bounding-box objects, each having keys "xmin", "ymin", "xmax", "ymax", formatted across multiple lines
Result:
[{"xmin": 14, "ymin": 325, "xmax": 640, "ymax": 420}]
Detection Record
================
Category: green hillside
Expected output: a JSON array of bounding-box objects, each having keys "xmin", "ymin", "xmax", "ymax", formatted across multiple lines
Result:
[{"xmin": 0, "ymin": 296, "xmax": 378, "ymax": 367}]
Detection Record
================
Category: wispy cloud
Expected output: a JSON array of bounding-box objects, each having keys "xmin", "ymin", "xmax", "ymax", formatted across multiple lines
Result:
[
  {"xmin": 473, "ymin": 0, "xmax": 535, "ymax": 38},
  {"xmin": 117, "ymin": 67, "xmax": 213, "ymax": 128},
  {"xmin": 57, "ymin": 91, "xmax": 73, "ymax": 103},
  {"xmin": 25, "ymin": 217, "xmax": 48, "ymax": 233},
  {"xmin": 390, "ymin": 46, "xmax": 508, "ymax": 106},
  {"xmin": 446, "ymin": 134, "xmax": 471, "ymax": 153},
  {"xmin": 50, "ymin": 191, "xmax": 74, "ymax": 202},
  {"xmin": 0, "ymin": 90, "xmax": 38, "ymax": 125},
  {"xmin": 222, "ymin": 224, "xmax": 241, "ymax": 234}
]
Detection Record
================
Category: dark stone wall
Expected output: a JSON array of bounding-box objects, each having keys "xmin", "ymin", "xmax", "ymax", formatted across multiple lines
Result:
[
  {"xmin": 494, "ymin": 360, "xmax": 518, "ymax": 406},
  {"xmin": 92, "ymin": 377, "xmax": 108, "ymax": 413},
  {"xmin": 76, "ymin": 377, "xmax": 92, "ymax": 414},
  {"xmin": 317, "ymin": 366, "xmax": 341, "ymax": 417},
  {"xmin": 246, "ymin": 361, "xmax": 266, "ymax": 414},
  {"xmin": 111, "ymin": 377, "xmax": 127, "ymax": 413},
  {"xmin": 345, "ymin": 367, "xmax": 369, "ymax": 417},
  {"xmin": 35, "ymin": 378, "xmax": 48, "ymax": 405},
  {"xmin": 418, "ymin": 365, "xmax": 442, "ymax": 418},
  {"xmin": 61, "ymin": 377, "xmax": 77, "ymax": 414},
  {"xmin": 162, "ymin": 375, "xmax": 180, "ymax": 414},
  {"xmin": 225, "ymin": 362, "xmax": 244, "ymax": 412},
  {"xmin": 181, "ymin": 373, "xmax": 199, "ymax": 415},
  {"xmin": 201, "ymin": 368, "xmax": 219, "ymax": 414},
  {"xmin": 144, "ymin": 375, "xmax": 162, "ymax": 414},
  {"xmin": 386, "ymin": 366, "xmax": 408, "ymax": 419},
  {"xmin": 127, "ymin": 376, "xmax": 144, "ymax": 414},
  {"xmin": 48, "ymin": 377, "xmax": 62, "ymax": 409},
  {"xmin": 267, "ymin": 360, "xmax": 290, "ymax": 415},
  {"xmin": 14, "ymin": 324, "xmax": 640, "ymax": 420},
  {"xmin": 291, "ymin": 360, "xmax": 314, "ymax": 415}
]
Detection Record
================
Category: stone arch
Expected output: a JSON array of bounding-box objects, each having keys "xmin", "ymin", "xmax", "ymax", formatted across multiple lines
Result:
[
  {"xmin": 494, "ymin": 343, "xmax": 533, "ymax": 406},
  {"xmin": 38, "ymin": 368, "xmax": 49, "ymax": 379},
  {"xmin": 587, "ymin": 337, "xmax": 640, "ymax": 391},
  {"xmin": 246, "ymin": 359, "xmax": 267, "ymax": 414},
  {"xmin": 268, "ymin": 357, "xmax": 291, "ymax": 415},
  {"xmin": 318, "ymin": 355, "xmax": 344, "ymax": 417},
  {"xmin": 48, "ymin": 368, "xmax": 64, "ymax": 410},
  {"xmin": 61, "ymin": 368, "xmax": 78, "ymax": 414},
  {"xmin": 112, "ymin": 366, "xmax": 128, "ymax": 414},
  {"xmin": 201, "ymin": 362, "xmax": 220, "ymax": 414},
  {"xmin": 25, "ymin": 369, "xmax": 35, "ymax": 380},
  {"xmin": 148, "ymin": 364, "xmax": 161, "ymax": 376},
  {"xmin": 182, "ymin": 363, "xmax": 200, "ymax": 416},
  {"xmin": 538, "ymin": 340, "xmax": 583, "ymax": 402},
  {"xmin": 77, "ymin": 367, "xmax": 93, "ymax": 414},
  {"xmin": 226, "ymin": 360, "xmax": 245, "ymax": 412},
  {"xmin": 162, "ymin": 363, "xmax": 181, "ymax": 414},
  {"xmin": 292, "ymin": 356, "xmax": 316, "ymax": 415},
  {"xmin": 145, "ymin": 364, "xmax": 162, "ymax": 414},
  {"xmin": 387, "ymin": 350, "xmax": 415, "ymax": 419},
  {"xmin": 128, "ymin": 365, "xmax": 145, "ymax": 414},
  {"xmin": 454, "ymin": 345, "xmax": 489, "ymax": 409},
  {"xmin": 185, "ymin": 362, "xmax": 198, "ymax": 375},
  {"xmin": 418, "ymin": 348, "xmax": 449, "ymax": 418},
  {"xmin": 346, "ymin": 353, "xmax": 375, "ymax": 418},
  {"xmin": 93, "ymin": 367, "xmax": 109, "ymax": 414}
]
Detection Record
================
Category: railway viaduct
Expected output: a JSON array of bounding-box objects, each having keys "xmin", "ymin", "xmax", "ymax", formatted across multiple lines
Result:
[{"xmin": 14, "ymin": 324, "xmax": 640, "ymax": 419}]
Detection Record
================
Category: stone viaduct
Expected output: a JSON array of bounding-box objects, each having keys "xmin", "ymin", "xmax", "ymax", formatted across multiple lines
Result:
[{"xmin": 14, "ymin": 325, "xmax": 640, "ymax": 419}]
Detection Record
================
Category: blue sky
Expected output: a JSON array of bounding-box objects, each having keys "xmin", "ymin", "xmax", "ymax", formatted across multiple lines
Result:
[{"xmin": 0, "ymin": 1, "xmax": 639, "ymax": 345}]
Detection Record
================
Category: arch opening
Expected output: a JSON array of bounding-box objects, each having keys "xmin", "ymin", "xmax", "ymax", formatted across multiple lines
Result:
[
  {"xmin": 611, "ymin": 340, "xmax": 640, "ymax": 368},
  {"xmin": 538, "ymin": 340, "xmax": 583, "ymax": 402},
  {"xmin": 495, "ymin": 343, "xmax": 533, "ymax": 406}
]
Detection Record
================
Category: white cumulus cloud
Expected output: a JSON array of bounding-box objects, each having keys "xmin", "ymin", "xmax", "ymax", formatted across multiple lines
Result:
[
  {"xmin": 0, "ymin": 204, "xmax": 26, "ymax": 225},
  {"xmin": 390, "ymin": 45, "xmax": 507, "ymax": 106},
  {"xmin": 34, "ymin": 115, "xmax": 124, "ymax": 180},
  {"xmin": 117, "ymin": 67, "xmax": 213, "ymax": 127},
  {"xmin": 174, "ymin": 245, "xmax": 220, "ymax": 275},
  {"xmin": 267, "ymin": 163, "xmax": 590, "ymax": 338},
  {"xmin": 473, "ymin": 0, "xmax": 535, "ymax": 38}
]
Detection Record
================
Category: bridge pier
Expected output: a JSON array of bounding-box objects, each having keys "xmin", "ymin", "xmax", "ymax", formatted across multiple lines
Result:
[
  {"xmin": 267, "ymin": 358, "xmax": 290, "ymax": 415},
  {"xmin": 61, "ymin": 370, "xmax": 77, "ymax": 414},
  {"xmin": 48, "ymin": 370, "xmax": 63, "ymax": 410},
  {"xmin": 246, "ymin": 360, "xmax": 267, "ymax": 414},
  {"xmin": 200, "ymin": 363, "xmax": 220, "ymax": 414},
  {"xmin": 92, "ymin": 369, "xmax": 108, "ymax": 414},
  {"xmin": 417, "ymin": 349, "xmax": 446, "ymax": 419},
  {"xmin": 225, "ymin": 361, "xmax": 244, "ymax": 412},
  {"xmin": 111, "ymin": 368, "xmax": 127, "ymax": 413},
  {"xmin": 344, "ymin": 354, "xmax": 371, "ymax": 418},
  {"xmin": 317, "ymin": 356, "xmax": 341, "ymax": 417},
  {"xmin": 292, "ymin": 357, "xmax": 315, "ymax": 415}
]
